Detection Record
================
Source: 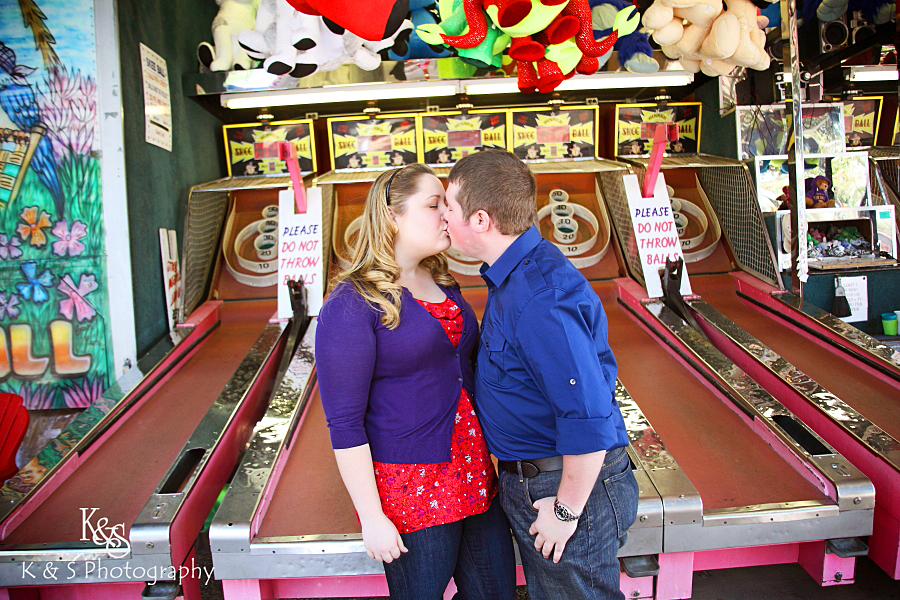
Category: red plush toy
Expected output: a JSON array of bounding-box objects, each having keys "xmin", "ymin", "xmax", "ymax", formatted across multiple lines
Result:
[
  {"xmin": 434, "ymin": 0, "xmax": 634, "ymax": 93},
  {"xmin": 286, "ymin": 0, "xmax": 410, "ymax": 41}
]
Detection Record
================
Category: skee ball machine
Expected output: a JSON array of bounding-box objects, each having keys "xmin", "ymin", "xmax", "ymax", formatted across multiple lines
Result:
[
  {"xmin": 594, "ymin": 136, "xmax": 876, "ymax": 596},
  {"xmin": 208, "ymin": 107, "xmax": 674, "ymax": 600}
]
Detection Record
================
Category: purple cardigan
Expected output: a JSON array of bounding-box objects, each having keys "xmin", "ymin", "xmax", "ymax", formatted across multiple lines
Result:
[{"xmin": 316, "ymin": 281, "xmax": 479, "ymax": 464}]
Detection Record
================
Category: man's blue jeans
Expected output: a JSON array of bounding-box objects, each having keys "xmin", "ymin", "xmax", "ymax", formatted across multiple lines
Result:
[
  {"xmin": 498, "ymin": 446, "xmax": 639, "ymax": 600},
  {"xmin": 382, "ymin": 497, "xmax": 516, "ymax": 600}
]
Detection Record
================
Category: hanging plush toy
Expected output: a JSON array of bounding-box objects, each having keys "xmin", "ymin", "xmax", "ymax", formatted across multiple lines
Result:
[
  {"xmin": 238, "ymin": 0, "xmax": 276, "ymax": 64},
  {"xmin": 494, "ymin": 0, "xmax": 633, "ymax": 92},
  {"xmin": 643, "ymin": 0, "xmax": 770, "ymax": 77},
  {"xmin": 342, "ymin": 22, "xmax": 415, "ymax": 70},
  {"xmin": 589, "ymin": 0, "xmax": 658, "ymax": 73},
  {"xmin": 198, "ymin": 0, "xmax": 261, "ymax": 71},
  {"xmin": 417, "ymin": 0, "xmax": 510, "ymax": 69},
  {"xmin": 239, "ymin": 0, "xmax": 309, "ymax": 75},
  {"xmin": 801, "ymin": 0, "xmax": 894, "ymax": 28},
  {"xmin": 642, "ymin": 0, "xmax": 723, "ymax": 48},
  {"xmin": 285, "ymin": 0, "xmax": 411, "ymax": 41},
  {"xmin": 383, "ymin": 0, "xmax": 456, "ymax": 61},
  {"xmin": 516, "ymin": 3, "xmax": 640, "ymax": 92},
  {"xmin": 240, "ymin": 0, "xmax": 410, "ymax": 77},
  {"xmin": 238, "ymin": 2, "xmax": 333, "ymax": 76},
  {"xmin": 420, "ymin": 0, "xmax": 638, "ymax": 93}
]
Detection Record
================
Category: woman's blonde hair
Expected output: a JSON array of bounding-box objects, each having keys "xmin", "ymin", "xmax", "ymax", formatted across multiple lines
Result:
[{"xmin": 336, "ymin": 164, "xmax": 456, "ymax": 328}]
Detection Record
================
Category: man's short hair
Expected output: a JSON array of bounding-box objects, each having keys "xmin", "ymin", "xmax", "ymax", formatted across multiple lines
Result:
[{"xmin": 448, "ymin": 150, "xmax": 537, "ymax": 236}]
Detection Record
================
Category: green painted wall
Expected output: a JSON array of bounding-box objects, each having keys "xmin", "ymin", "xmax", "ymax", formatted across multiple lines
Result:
[
  {"xmin": 695, "ymin": 78, "xmax": 738, "ymax": 160},
  {"xmin": 118, "ymin": 0, "xmax": 225, "ymax": 354}
]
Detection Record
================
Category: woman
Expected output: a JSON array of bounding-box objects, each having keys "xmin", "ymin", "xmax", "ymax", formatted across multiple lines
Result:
[{"xmin": 316, "ymin": 164, "xmax": 516, "ymax": 600}]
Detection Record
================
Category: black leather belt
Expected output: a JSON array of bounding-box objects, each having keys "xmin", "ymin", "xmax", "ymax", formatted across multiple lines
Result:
[{"xmin": 497, "ymin": 456, "xmax": 563, "ymax": 478}]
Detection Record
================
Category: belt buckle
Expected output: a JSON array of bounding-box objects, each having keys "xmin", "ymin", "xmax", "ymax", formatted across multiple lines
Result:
[{"xmin": 520, "ymin": 461, "xmax": 540, "ymax": 478}]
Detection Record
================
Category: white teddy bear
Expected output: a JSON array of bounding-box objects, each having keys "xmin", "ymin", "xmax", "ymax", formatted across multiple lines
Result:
[{"xmin": 198, "ymin": 0, "xmax": 260, "ymax": 71}]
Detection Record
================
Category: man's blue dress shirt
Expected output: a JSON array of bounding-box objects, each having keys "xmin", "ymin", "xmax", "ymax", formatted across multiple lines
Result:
[{"xmin": 476, "ymin": 225, "xmax": 629, "ymax": 461}]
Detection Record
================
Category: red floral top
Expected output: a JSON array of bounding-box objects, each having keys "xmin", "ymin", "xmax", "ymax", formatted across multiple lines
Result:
[{"xmin": 372, "ymin": 296, "xmax": 498, "ymax": 534}]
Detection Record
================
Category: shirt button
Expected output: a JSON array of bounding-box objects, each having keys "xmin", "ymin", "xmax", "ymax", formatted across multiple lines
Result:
[
  {"xmin": 490, "ymin": 288, "xmax": 495, "ymax": 293},
  {"xmin": 525, "ymin": 260, "xmax": 530, "ymax": 265},
  {"xmin": 570, "ymin": 379, "xmax": 577, "ymax": 385},
  {"xmin": 458, "ymin": 377, "xmax": 463, "ymax": 382},
  {"xmin": 455, "ymin": 353, "xmax": 459, "ymax": 357}
]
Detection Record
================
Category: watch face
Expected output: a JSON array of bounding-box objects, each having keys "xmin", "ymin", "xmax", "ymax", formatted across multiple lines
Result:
[{"xmin": 554, "ymin": 501, "xmax": 578, "ymax": 522}]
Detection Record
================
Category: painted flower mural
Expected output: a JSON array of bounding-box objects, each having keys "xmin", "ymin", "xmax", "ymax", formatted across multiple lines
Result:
[
  {"xmin": 57, "ymin": 272, "xmax": 96, "ymax": 322},
  {"xmin": 39, "ymin": 66, "xmax": 99, "ymax": 160},
  {"xmin": 50, "ymin": 219, "xmax": 86, "ymax": 257},
  {"xmin": 0, "ymin": 0, "xmax": 111, "ymax": 418},
  {"xmin": 16, "ymin": 206, "xmax": 52, "ymax": 246},
  {"xmin": 0, "ymin": 291, "xmax": 20, "ymax": 319},
  {"xmin": 0, "ymin": 233, "xmax": 22, "ymax": 259},
  {"xmin": 16, "ymin": 261, "xmax": 53, "ymax": 303},
  {"xmin": 15, "ymin": 381, "xmax": 56, "ymax": 411},
  {"xmin": 60, "ymin": 377, "xmax": 104, "ymax": 409}
]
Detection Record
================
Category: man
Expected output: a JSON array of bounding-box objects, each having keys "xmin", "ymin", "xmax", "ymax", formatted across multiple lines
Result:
[{"xmin": 444, "ymin": 150, "xmax": 638, "ymax": 600}]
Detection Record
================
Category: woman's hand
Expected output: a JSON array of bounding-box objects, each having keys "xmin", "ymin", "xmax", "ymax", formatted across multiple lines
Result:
[
  {"xmin": 332, "ymin": 445, "xmax": 408, "ymax": 562},
  {"xmin": 360, "ymin": 512, "xmax": 408, "ymax": 563}
]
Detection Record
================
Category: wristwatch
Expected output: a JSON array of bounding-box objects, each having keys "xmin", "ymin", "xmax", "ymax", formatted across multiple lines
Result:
[{"xmin": 553, "ymin": 499, "xmax": 580, "ymax": 522}]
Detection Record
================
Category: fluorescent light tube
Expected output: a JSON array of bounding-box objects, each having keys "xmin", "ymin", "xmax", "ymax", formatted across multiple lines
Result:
[
  {"xmin": 463, "ymin": 80, "xmax": 522, "ymax": 95},
  {"xmin": 557, "ymin": 72, "xmax": 693, "ymax": 90},
  {"xmin": 223, "ymin": 82, "xmax": 459, "ymax": 109},
  {"xmin": 848, "ymin": 66, "xmax": 898, "ymax": 82}
]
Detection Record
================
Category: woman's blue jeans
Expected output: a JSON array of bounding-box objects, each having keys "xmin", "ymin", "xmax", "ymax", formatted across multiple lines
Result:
[
  {"xmin": 382, "ymin": 496, "xmax": 516, "ymax": 600},
  {"xmin": 498, "ymin": 446, "xmax": 639, "ymax": 600}
]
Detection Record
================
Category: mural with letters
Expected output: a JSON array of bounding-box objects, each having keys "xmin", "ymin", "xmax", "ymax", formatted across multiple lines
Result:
[
  {"xmin": 843, "ymin": 96, "xmax": 882, "ymax": 148},
  {"xmin": 0, "ymin": 0, "xmax": 111, "ymax": 411}
]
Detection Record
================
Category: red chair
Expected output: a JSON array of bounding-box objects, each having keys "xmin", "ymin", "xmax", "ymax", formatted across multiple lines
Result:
[{"xmin": 0, "ymin": 393, "xmax": 29, "ymax": 481}]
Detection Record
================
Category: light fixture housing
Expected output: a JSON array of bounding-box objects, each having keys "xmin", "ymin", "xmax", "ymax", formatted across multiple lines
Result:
[
  {"xmin": 220, "ymin": 70, "xmax": 696, "ymax": 109},
  {"xmin": 464, "ymin": 71, "xmax": 694, "ymax": 95},
  {"xmin": 222, "ymin": 81, "xmax": 459, "ymax": 109}
]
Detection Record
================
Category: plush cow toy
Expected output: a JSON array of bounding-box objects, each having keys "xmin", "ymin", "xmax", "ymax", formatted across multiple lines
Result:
[{"xmin": 239, "ymin": 0, "xmax": 410, "ymax": 77}]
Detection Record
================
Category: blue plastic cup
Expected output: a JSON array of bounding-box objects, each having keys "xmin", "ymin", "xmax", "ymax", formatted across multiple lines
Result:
[{"xmin": 883, "ymin": 312, "xmax": 898, "ymax": 336}]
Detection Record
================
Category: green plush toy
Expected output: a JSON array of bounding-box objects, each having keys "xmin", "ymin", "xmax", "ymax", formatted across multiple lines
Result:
[{"xmin": 419, "ymin": 0, "xmax": 510, "ymax": 69}]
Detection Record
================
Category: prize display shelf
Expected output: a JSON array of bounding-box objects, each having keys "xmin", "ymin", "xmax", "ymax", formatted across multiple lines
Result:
[{"xmin": 183, "ymin": 60, "xmax": 695, "ymax": 123}]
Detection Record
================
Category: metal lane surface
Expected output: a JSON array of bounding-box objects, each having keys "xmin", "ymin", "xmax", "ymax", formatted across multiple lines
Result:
[
  {"xmin": 255, "ymin": 388, "xmax": 360, "ymax": 539},
  {"xmin": 589, "ymin": 282, "xmax": 824, "ymax": 511},
  {"xmin": 692, "ymin": 274, "xmax": 900, "ymax": 442}
]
